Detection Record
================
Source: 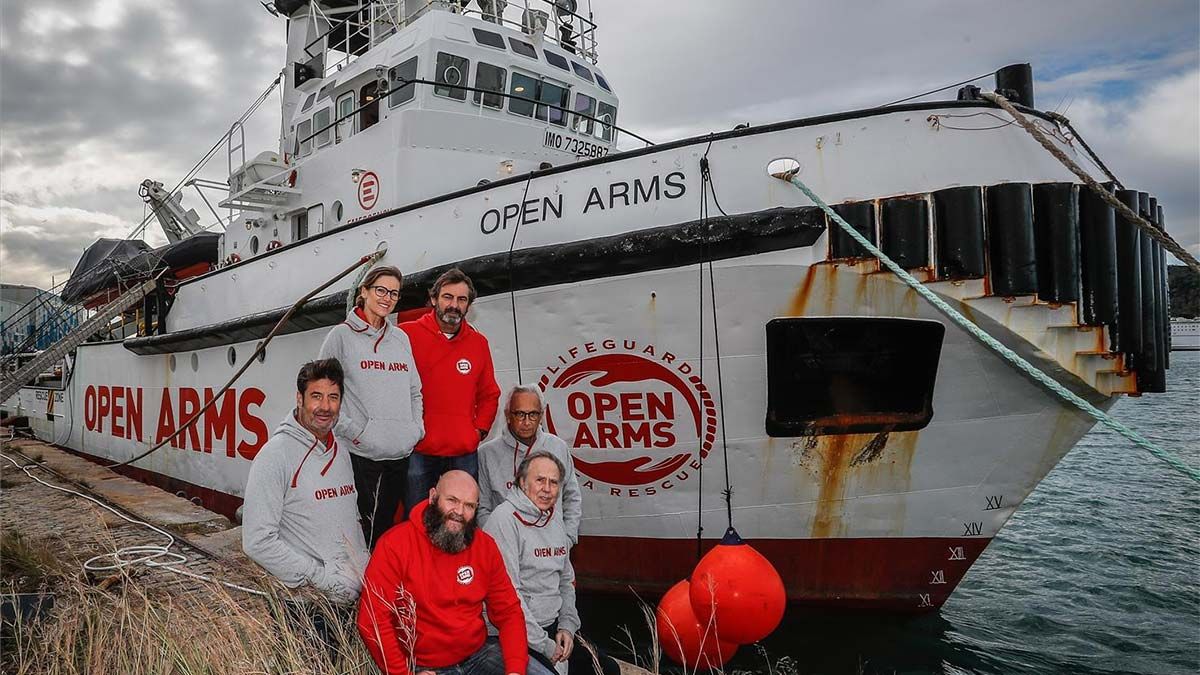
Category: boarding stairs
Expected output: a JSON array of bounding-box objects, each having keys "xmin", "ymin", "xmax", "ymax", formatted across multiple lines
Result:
[{"xmin": 0, "ymin": 277, "xmax": 159, "ymax": 402}]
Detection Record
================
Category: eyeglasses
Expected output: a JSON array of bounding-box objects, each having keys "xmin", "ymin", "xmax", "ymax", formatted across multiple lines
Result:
[
  {"xmin": 510, "ymin": 410, "xmax": 542, "ymax": 421},
  {"xmin": 370, "ymin": 285, "xmax": 401, "ymax": 300}
]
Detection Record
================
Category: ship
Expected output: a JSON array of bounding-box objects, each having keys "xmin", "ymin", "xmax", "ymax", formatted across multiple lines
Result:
[
  {"xmin": 0, "ymin": 0, "xmax": 1176, "ymax": 610},
  {"xmin": 1170, "ymin": 318, "xmax": 1200, "ymax": 351}
]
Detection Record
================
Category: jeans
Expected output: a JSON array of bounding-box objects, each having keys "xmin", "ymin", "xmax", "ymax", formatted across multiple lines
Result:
[
  {"xmin": 351, "ymin": 454, "xmax": 410, "ymax": 548},
  {"xmin": 406, "ymin": 451, "xmax": 479, "ymax": 516},
  {"xmin": 416, "ymin": 637, "xmax": 507, "ymax": 675}
]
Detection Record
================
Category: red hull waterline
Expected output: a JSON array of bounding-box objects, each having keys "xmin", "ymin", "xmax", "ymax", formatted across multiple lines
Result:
[{"xmin": 70, "ymin": 449, "xmax": 990, "ymax": 611}]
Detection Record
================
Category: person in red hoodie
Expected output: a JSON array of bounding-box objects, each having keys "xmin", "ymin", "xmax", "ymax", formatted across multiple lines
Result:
[
  {"xmin": 400, "ymin": 268, "xmax": 500, "ymax": 513},
  {"xmin": 358, "ymin": 470, "xmax": 527, "ymax": 675}
]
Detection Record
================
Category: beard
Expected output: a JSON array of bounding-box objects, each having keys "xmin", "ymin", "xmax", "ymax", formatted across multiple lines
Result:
[
  {"xmin": 436, "ymin": 305, "xmax": 463, "ymax": 327},
  {"xmin": 424, "ymin": 496, "xmax": 477, "ymax": 554}
]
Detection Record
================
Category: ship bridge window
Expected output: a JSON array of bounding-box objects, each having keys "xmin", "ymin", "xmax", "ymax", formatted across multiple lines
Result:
[
  {"xmin": 571, "ymin": 61, "xmax": 594, "ymax": 83},
  {"xmin": 296, "ymin": 118, "xmax": 313, "ymax": 156},
  {"xmin": 434, "ymin": 52, "xmax": 469, "ymax": 101},
  {"xmin": 313, "ymin": 107, "xmax": 332, "ymax": 147},
  {"xmin": 300, "ymin": 92, "xmax": 316, "ymax": 113},
  {"xmin": 537, "ymin": 79, "xmax": 568, "ymax": 126},
  {"xmin": 544, "ymin": 49, "xmax": 570, "ymax": 71},
  {"xmin": 571, "ymin": 92, "xmax": 596, "ymax": 134},
  {"xmin": 596, "ymin": 101, "xmax": 616, "ymax": 142},
  {"xmin": 473, "ymin": 28, "xmax": 506, "ymax": 50},
  {"xmin": 337, "ymin": 93, "xmax": 355, "ymax": 141},
  {"xmin": 595, "ymin": 72, "xmax": 611, "ymax": 92},
  {"xmin": 389, "ymin": 56, "xmax": 418, "ymax": 107},
  {"xmin": 360, "ymin": 81, "xmax": 380, "ymax": 130},
  {"xmin": 473, "ymin": 62, "xmax": 506, "ymax": 109},
  {"xmin": 764, "ymin": 317, "xmax": 944, "ymax": 437},
  {"xmin": 509, "ymin": 37, "xmax": 538, "ymax": 60},
  {"xmin": 508, "ymin": 72, "xmax": 537, "ymax": 117}
]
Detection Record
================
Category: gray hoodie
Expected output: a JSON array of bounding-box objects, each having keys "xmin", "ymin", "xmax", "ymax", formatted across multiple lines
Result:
[
  {"xmin": 477, "ymin": 426, "xmax": 582, "ymax": 544},
  {"xmin": 319, "ymin": 308, "xmax": 424, "ymax": 461},
  {"xmin": 242, "ymin": 412, "xmax": 369, "ymax": 604},
  {"xmin": 483, "ymin": 486, "xmax": 580, "ymax": 661}
]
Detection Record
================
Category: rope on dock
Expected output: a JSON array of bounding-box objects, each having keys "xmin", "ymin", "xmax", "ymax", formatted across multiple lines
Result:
[
  {"xmin": 981, "ymin": 91, "xmax": 1200, "ymax": 274},
  {"xmin": 776, "ymin": 171, "xmax": 1200, "ymax": 485}
]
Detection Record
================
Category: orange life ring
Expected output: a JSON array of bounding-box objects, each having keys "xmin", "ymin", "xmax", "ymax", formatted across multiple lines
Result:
[
  {"xmin": 228, "ymin": 253, "xmax": 242, "ymax": 264},
  {"xmin": 266, "ymin": 239, "xmax": 282, "ymax": 251},
  {"xmin": 287, "ymin": 170, "xmax": 298, "ymax": 188}
]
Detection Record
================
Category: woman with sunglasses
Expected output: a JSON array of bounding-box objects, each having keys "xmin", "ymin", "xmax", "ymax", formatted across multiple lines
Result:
[{"xmin": 319, "ymin": 265, "xmax": 424, "ymax": 546}]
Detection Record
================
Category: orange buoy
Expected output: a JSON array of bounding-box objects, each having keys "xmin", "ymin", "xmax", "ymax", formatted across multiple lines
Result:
[
  {"xmin": 656, "ymin": 579, "xmax": 738, "ymax": 669},
  {"xmin": 689, "ymin": 527, "xmax": 786, "ymax": 644}
]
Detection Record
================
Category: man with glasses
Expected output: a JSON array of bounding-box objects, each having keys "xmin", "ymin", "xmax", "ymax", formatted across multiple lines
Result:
[{"xmin": 476, "ymin": 385, "xmax": 581, "ymax": 544}]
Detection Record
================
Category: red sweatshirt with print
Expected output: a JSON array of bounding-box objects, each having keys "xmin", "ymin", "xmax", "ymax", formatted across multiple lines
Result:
[
  {"xmin": 357, "ymin": 499, "xmax": 528, "ymax": 675},
  {"xmin": 399, "ymin": 310, "xmax": 500, "ymax": 457}
]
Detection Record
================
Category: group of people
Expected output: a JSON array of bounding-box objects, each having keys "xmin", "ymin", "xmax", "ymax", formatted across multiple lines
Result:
[{"xmin": 241, "ymin": 267, "xmax": 617, "ymax": 675}]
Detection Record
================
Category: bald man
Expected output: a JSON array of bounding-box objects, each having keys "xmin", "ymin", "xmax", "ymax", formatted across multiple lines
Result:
[{"xmin": 358, "ymin": 471, "xmax": 528, "ymax": 675}]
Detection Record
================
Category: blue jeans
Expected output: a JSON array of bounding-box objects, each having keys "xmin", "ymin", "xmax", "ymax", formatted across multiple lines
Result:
[
  {"xmin": 417, "ymin": 637, "xmax": 507, "ymax": 675},
  {"xmin": 406, "ymin": 451, "xmax": 479, "ymax": 516}
]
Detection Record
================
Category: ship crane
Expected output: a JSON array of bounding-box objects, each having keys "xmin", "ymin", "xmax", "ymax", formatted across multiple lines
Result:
[{"xmin": 139, "ymin": 179, "xmax": 205, "ymax": 244}]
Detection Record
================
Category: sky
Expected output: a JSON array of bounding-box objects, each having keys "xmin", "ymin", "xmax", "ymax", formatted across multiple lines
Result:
[{"xmin": 1, "ymin": 0, "xmax": 1197, "ymax": 291}]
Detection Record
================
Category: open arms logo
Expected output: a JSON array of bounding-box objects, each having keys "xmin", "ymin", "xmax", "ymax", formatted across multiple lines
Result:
[{"xmin": 538, "ymin": 339, "xmax": 716, "ymax": 497}]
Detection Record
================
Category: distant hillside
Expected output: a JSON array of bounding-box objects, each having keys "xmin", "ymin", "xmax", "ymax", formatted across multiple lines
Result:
[{"xmin": 1169, "ymin": 265, "xmax": 1199, "ymax": 318}]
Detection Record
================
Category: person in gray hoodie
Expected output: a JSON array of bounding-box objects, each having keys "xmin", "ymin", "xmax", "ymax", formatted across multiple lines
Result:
[
  {"xmin": 477, "ymin": 385, "xmax": 581, "ymax": 544},
  {"xmin": 319, "ymin": 265, "xmax": 423, "ymax": 546},
  {"xmin": 242, "ymin": 358, "xmax": 369, "ymax": 605},
  {"xmin": 484, "ymin": 452, "xmax": 620, "ymax": 675}
]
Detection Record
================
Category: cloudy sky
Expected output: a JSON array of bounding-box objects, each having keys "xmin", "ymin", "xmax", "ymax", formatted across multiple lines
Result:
[{"xmin": 1, "ymin": 0, "xmax": 1197, "ymax": 290}]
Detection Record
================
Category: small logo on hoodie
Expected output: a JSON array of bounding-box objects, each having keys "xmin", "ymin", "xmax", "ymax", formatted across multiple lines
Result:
[
  {"xmin": 456, "ymin": 565, "xmax": 475, "ymax": 585},
  {"xmin": 456, "ymin": 358, "xmax": 472, "ymax": 374}
]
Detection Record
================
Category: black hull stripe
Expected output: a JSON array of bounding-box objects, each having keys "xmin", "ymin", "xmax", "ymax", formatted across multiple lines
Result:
[{"xmin": 123, "ymin": 206, "xmax": 826, "ymax": 355}]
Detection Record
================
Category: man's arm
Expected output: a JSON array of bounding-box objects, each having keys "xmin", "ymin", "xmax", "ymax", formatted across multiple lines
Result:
[
  {"xmin": 473, "ymin": 345, "xmax": 501, "ymax": 437},
  {"xmin": 561, "ymin": 458, "xmax": 583, "ymax": 545},
  {"xmin": 406, "ymin": 336, "xmax": 425, "ymax": 442},
  {"xmin": 556, "ymin": 555, "xmax": 581, "ymax": 635},
  {"xmin": 481, "ymin": 534, "xmax": 530, "ymax": 675},
  {"xmin": 357, "ymin": 535, "xmax": 413, "ymax": 675},
  {"xmin": 241, "ymin": 448, "xmax": 320, "ymax": 587}
]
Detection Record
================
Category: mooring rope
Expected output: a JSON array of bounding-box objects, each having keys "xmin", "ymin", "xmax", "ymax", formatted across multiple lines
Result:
[
  {"xmin": 776, "ymin": 171, "xmax": 1200, "ymax": 485},
  {"xmin": 982, "ymin": 91, "xmax": 1200, "ymax": 274}
]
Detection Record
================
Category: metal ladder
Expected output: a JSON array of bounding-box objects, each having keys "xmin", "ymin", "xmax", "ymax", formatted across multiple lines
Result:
[{"xmin": 0, "ymin": 277, "xmax": 159, "ymax": 402}]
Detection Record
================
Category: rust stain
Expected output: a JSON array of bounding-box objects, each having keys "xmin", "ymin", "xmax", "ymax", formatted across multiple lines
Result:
[
  {"xmin": 850, "ymin": 431, "xmax": 890, "ymax": 466},
  {"xmin": 807, "ymin": 430, "xmax": 921, "ymax": 540},
  {"xmin": 811, "ymin": 434, "xmax": 856, "ymax": 538},
  {"xmin": 789, "ymin": 265, "xmax": 820, "ymax": 316},
  {"xmin": 823, "ymin": 265, "xmax": 840, "ymax": 314},
  {"xmin": 853, "ymin": 272, "xmax": 870, "ymax": 313}
]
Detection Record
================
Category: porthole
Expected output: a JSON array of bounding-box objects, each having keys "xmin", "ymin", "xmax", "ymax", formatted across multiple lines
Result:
[
  {"xmin": 227, "ymin": 346, "xmax": 237, "ymax": 367},
  {"xmin": 250, "ymin": 236, "xmax": 260, "ymax": 254},
  {"xmin": 190, "ymin": 353, "xmax": 199, "ymax": 372},
  {"xmin": 256, "ymin": 342, "xmax": 267, "ymax": 363},
  {"xmin": 168, "ymin": 354, "xmax": 176, "ymax": 372},
  {"xmin": 332, "ymin": 200, "xmax": 344, "ymax": 223}
]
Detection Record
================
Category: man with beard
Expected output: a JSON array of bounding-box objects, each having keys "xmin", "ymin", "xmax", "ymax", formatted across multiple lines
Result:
[
  {"xmin": 243, "ymin": 358, "xmax": 368, "ymax": 604},
  {"xmin": 400, "ymin": 268, "xmax": 500, "ymax": 513},
  {"xmin": 358, "ymin": 470, "xmax": 527, "ymax": 675}
]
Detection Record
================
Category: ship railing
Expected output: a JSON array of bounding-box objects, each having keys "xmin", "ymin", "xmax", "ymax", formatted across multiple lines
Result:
[{"xmin": 305, "ymin": 0, "xmax": 598, "ymax": 77}]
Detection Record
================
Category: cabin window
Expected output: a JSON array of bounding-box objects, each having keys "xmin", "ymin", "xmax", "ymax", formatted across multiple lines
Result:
[
  {"xmin": 571, "ymin": 92, "xmax": 596, "ymax": 134},
  {"xmin": 317, "ymin": 82, "xmax": 336, "ymax": 102},
  {"xmin": 509, "ymin": 37, "xmax": 538, "ymax": 60},
  {"xmin": 360, "ymin": 82, "xmax": 380, "ymax": 130},
  {"xmin": 389, "ymin": 56, "xmax": 418, "ymax": 107},
  {"xmin": 571, "ymin": 61, "xmax": 594, "ymax": 83},
  {"xmin": 595, "ymin": 72, "xmax": 612, "ymax": 92},
  {"xmin": 296, "ymin": 119, "xmax": 313, "ymax": 156},
  {"xmin": 473, "ymin": 62, "xmax": 506, "ymax": 109},
  {"xmin": 313, "ymin": 107, "xmax": 332, "ymax": 147},
  {"xmin": 764, "ymin": 317, "xmax": 944, "ymax": 436},
  {"xmin": 473, "ymin": 28, "xmax": 506, "ymax": 50},
  {"xmin": 337, "ymin": 93, "xmax": 355, "ymax": 141},
  {"xmin": 543, "ymin": 49, "xmax": 570, "ymax": 71},
  {"xmin": 434, "ymin": 52, "xmax": 469, "ymax": 100},
  {"xmin": 536, "ymin": 79, "xmax": 568, "ymax": 126},
  {"xmin": 508, "ymin": 72, "xmax": 538, "ymax": 117},
  {"xmin": 300, "ymin": 92, "xmax": 316, "ymax": 112},
  {"xmin": 596, "ymin": 101, "xmax": 616, "ymax": 141}
]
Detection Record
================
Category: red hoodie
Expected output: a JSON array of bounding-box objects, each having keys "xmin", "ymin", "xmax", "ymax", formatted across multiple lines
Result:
[
  {"xmin": 357, "ymin": 499, "xmax": 527, "ymax": 675},
  {"xmin": 399, "ymin": 310, "xmax": 500, "ymax": 457}
]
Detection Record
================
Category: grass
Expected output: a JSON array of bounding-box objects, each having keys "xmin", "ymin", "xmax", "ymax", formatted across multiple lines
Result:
[{"xmin": 0, "ymin": 531, "xmax": 67, "ymax": 594}]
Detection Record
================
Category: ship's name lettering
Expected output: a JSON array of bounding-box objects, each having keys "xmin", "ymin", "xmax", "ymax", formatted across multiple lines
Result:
[
  {"xmin": 83, "ymin": 385, "xmax": 269, "ymax": 461},
  {"xmin": 479, "ymin": 171, "xmax": 687, "ymax": 235}
]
